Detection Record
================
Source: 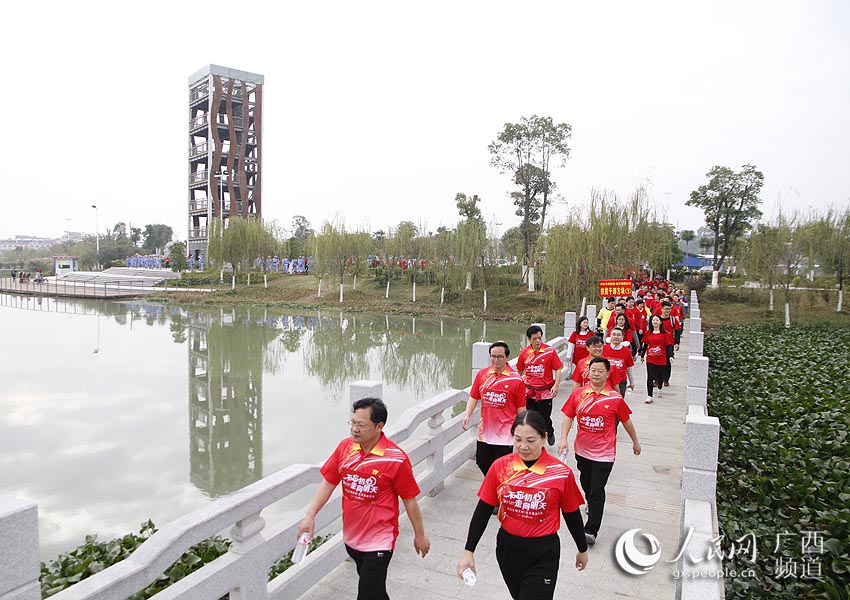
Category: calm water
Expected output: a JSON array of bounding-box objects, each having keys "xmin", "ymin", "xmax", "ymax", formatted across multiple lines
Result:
[{"xmin": 0, "ymin": 293, "xmax": 553, "ymax": 559}]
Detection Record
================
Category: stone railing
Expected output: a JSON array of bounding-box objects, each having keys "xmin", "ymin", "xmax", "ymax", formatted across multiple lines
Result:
[
  {"xmin": 677, "ymin": 291, "xmax": 723, "ymax": 600},
  {"xmin": 2, "ymin": 333, "xmax": 573, "ymax": 600},
  {"xmin": 1, "ymin": 378, "xmax": 479, "ymax": 600}
]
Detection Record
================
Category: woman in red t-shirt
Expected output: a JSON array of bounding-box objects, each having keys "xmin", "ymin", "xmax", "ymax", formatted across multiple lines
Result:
[
  {"xmin": 639, "ymin": 315, "xmax": 674, "ymax": 404},
  {"xmin": 568, "ymin": 316, "xmax": 593, "ymax": 366},
  {"xmin": 457, "ymin": 411, "xmax": 588, "ymax": 599}
]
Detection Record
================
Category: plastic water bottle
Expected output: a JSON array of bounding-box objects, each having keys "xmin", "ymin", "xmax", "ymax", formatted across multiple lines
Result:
[
  {"xmin": 559, "ymin": 450, "xmax": 568, "ymax": 463},
  {"xmin": 293, "ymin": 532, "xmax": 311, "ymax": 564},
  {"xmin": 462, "ymin": 567, "xmax": 477, "ymax": 587}
]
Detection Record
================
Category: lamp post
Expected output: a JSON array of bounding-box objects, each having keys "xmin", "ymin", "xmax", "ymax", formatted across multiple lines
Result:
[
  {"xmin": 91, "ymin": 205, "xmax": 99, "ymax": 270},
  {"xmin": 65, "ymin": 218, "xmax": 71, "ymax": 253}
]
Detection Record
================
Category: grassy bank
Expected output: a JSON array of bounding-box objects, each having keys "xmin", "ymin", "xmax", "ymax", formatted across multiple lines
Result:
[{"xmin": 153, "ymin": 273, "xmax": 850, "ymax": 328}]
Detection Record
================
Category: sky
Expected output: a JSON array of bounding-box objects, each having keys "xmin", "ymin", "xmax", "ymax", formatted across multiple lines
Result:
[{"xmin": 1, "ymin": 0, "xmax": 848, "ymax": 242}]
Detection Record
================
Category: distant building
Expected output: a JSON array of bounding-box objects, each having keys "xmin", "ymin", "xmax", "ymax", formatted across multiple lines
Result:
[
  {"xmin": 187, "ymin": 65, "xmax": 264, "ymax": 262},
  {"xmin": 0, "ymin": 235, "xmax": 68, "ymax": 251}
]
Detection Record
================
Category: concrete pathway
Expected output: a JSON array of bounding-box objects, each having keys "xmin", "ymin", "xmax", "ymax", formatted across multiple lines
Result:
[{"xmin": 300, "ymin": 330, "xmax": 690, "ymax": 599}]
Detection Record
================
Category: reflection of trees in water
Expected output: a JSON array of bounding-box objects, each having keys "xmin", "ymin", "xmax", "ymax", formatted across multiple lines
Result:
[
  {"xmin": 303, "ymin": 313, "xmax": 524, "ymax": 398},
  {"xmin": 303, "ymin": 314, "xmax": 377, "ymax": 397}
]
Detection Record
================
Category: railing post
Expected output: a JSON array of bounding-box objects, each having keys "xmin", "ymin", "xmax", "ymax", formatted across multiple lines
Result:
[
  {"xmin": 689, "ymin": 331, "xmax": 704, "ymax": 356},
  {"xmin": 563, "ymin": 311, "xmax": 576, "ymax": 342},
  {"xmin": 687, "ymin": 355, "xmax": 710, "ymax": 410},
  {"xmin": 471, "ymin": 341, "xmax": 490, "ymax": 384},
  {"xmin": 586, "ymin": 304, "xmax": 597, "ymax": 331},
  {"xmin": 350, "ymin": 380, "xmax": 383, "ymax": 404},
  {"xmin": 0, "ymin": 497, "xmax": 41, "ymax": 600}
]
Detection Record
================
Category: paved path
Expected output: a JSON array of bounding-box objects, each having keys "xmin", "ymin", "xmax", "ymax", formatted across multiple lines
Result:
[{"xmin": 301, "ymin": 330, "xmax": 690, "ymax": 599}]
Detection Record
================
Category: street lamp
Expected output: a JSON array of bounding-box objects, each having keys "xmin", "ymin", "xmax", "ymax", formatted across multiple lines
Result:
[
  {"xmin": 65, "ymin": 218, "xmax": 71, "ymax": 253},
  {"xmin": 91, "ymin": 205, "xmax": 99, "ymax": 270}
]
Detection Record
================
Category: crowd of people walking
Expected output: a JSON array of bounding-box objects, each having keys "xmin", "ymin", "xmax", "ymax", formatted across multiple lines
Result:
[{"xmin": 298, "ymin": 277, "xmax": 686, "ymax": 600}]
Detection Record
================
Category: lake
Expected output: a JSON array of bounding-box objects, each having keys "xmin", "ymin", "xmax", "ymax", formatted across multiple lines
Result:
[{"xmin": 0, "ymin": 293, "xmax": 553, "ymax": 559}]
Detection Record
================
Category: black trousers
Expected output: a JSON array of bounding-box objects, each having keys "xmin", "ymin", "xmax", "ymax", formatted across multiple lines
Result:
[
  {"xmin": 345, "ymin": 544, "xmax": 394, "ymax": 600},
  {"xmin": 496, "ymin": 528, "xmax": 561, "ymax": 600},
  {"xmin": 476, "ymin": 441, "xmax": 513, "ymax": 476},
  {"xmin": 525, "ymin": 396, "xmax": 554, "ymax": 438},
  {"xmin": 575, "ymin": 454, "xmax": 614, "ymax": 536},
  {"xmin": 646, "ymin": 363, "xmax": 664, "ymax": 395}
]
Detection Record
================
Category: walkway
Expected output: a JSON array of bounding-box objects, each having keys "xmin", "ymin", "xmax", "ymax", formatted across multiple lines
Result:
[{"xmin": 300, "ymin": 330, "xmax": 690, "ymax": 599}]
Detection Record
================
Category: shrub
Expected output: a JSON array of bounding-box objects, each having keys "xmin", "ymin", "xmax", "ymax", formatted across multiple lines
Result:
[
  {"xmin": 705, "ymin": 323, "xmax": 850, "ymax": 599},
  {"xmin": 41, "ymin": 521, "xmax": 332, "ymax": 598}
]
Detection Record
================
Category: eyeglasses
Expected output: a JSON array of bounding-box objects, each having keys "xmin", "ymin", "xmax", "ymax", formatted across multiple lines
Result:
[{"xmin": 347, "ymin": 420, "xmax": 373, "ymax": 431}]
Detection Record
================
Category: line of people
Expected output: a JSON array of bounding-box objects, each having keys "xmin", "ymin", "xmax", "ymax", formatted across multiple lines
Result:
[{"xmin": 297, "ymin": 295, "xmax": 685, "ymax": 599}]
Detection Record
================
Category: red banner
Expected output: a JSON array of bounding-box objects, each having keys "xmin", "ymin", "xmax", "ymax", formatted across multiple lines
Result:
[{"xmin": 598, "ymin": 279, "xmax": 633, "ymax": 298}]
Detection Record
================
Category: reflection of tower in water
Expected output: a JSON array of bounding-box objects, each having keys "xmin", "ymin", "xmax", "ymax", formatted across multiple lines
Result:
[{"xmin": 188, "ymin": 308, "xmax": 268, "ymax": 497}]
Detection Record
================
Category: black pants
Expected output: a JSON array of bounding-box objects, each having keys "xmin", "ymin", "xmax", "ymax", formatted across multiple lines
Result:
[
  {"xmin": 617, "ymin": 381, "xmax": 627, "ymax": 397},
  {"xmin": 496, "ymin": 528, "xmax": 560, "ymax": 600},
  {"xmin": 646, "ymin": 363, "xmax": 664, "ymax": 396},
  {"xmin": 525, "ymin": 396, "xmax": 554, "ymax": 439},
  {"xmin": 476, "ymin": 441, "xmax": 513, "ymax": 476},
  {"xmin": 575, "ymin": 454, "xmax": 614, "ymax": 536},
  {"xmin": 345, "ymin": 544, "xmax": 394, "ymax": 600}
]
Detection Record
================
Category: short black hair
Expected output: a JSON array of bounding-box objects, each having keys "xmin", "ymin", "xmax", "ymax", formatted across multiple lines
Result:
[
  {"xmin": 588, "ymin": 356, "xmax": 611, "ymax": 371},
  {"xmin": 490, "ymin": 341, "xmax": 510, "ymax": 357},
  {"xmin": 526, "ymin": 325, "xmax": 543, "ymax": 339},
  {"xmin": 616, "ymin": 303, "xmax": 627, "ymax": 310},
  {"xmin": 586, "ymin": 335, "xmax": 603, "ymax": 346},
  {"xmin": 606, "ymin": 297, "xmax": 616, "ymax": 304},
  {"xmin": 352, "ymin": 397, "xmax": 388, "ymax": 425}
]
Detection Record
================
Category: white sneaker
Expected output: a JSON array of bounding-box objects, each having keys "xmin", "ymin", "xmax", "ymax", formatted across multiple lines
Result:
[
  {"xmin": 645, "ymin": 396, "xmax": 653, "ymax": 404},
  {"xmin": 657, "ymin": 388, "xmax": 663, "ymax": 398}
]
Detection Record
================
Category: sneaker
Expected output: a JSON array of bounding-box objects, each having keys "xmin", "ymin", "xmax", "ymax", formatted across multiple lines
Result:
[
  {"xmin": 547, "ymin": 431, "xmax": 555, "ymax": 446},
  {"xmin": 657, "ymin": 388, "xmax": 663, "ymax": 398},
  {"xmin": 585, "ymin": 531, "xmax": 597, "ymax": 546},
  {"xmin": 664, "ymin": 382, "xmax": 670, "ymax": 387},
  {"xmin": 645, "ymin": 396, "xmax": 653, "ymax": 404}
]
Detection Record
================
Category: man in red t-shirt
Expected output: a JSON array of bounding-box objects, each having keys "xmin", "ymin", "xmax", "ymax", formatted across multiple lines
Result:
[
  {"xmin": 463, "ymin": 341, "xmax": 527, "ymax": 476},
  {"xmin": 558, "ymin": 357, "xmax": 641, "ymax": 546},
  {"xmin": 517, "ymin": 325, "xmax": 564, "ymax": 446},
  {"xmin": 602, "ymin": 327, "xmax": 635, "ymax": 397},
  {"xmin": 298, "ymin": 398, "xmax": 430, "ymax": 599},
  {"xmin": 571, "ymin": 336, "xmax": 617, "ymax": 391}
]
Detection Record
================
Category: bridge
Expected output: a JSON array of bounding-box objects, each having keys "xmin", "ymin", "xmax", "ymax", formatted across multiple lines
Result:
[
  {"xmin": 0, "ymin": 294, "xmax": 722, "ymax": 600},
  {"xmin": 0, "ymin": 268, "xmax": 181, "ymax": 299}
]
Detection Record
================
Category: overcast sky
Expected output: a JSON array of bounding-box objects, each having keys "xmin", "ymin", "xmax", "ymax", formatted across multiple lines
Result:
[{"xmin": 2, "ymin": 0, "xmax": 848, "ymax": 242}]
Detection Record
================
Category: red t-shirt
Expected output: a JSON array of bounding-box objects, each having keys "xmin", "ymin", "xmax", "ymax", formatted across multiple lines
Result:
[
  {"xmin": 517, "ymin": 343, "xmax": 564, "ymax": 388},
  {"xmin": 641, "ymin": 331, "xmax": 671, "ymax": 365},
  {"xmin": 568, "ymin": 330, "xmax": 593, "ymax": 365},
  {"xmin": 478, "ymin": 452, "xmax": 584, "ymax": 538},
  {"xmin": 320, "ymin": 434, "xmax": 420, "ymax": 552},
  {"xmin": 602, "ymin": 343, "xmax": 634, "ymax": 385},
  {"xmin": 561, "ymin": 385, "xmax": 633, "ymax": 462},
  {"xmin": 570, "ymin": 355, "xmax": 617, "ymax": 389},
  {"xmin": 471, "ymin": 365, "xmax": 527, "ymax": 445}
]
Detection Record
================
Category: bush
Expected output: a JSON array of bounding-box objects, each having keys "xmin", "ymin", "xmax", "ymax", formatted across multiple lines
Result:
[
  {"xmin": 705, "ymin": 323, "xmax": 850, "ymax": 599},
  {"xmin": 41, "ymin": 521, "xmax": 332, "ymax": 598}
]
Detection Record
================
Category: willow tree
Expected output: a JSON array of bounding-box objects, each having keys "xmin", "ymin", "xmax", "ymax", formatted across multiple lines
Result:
[
  {"xmin": 541, "ymin": 189, "xmax": 673, "ymax": 309},
  {"xmin": 454, "ymin": 193, "xmax": 487, "ymax": 291},
  {"xmin": 811, "ymin": 207, "xmax": 850, "ymax": 294}
]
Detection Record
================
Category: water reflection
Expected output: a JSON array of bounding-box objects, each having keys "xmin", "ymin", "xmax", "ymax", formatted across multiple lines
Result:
[{"xmin": 0, "ymin": 293, "xmax": 532, "ymax": 558}]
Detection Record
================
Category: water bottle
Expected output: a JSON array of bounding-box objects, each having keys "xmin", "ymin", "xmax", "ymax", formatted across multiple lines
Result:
[
  {"xmin": 559, "ymin": 450, "xmax": 568, "ymax": 463},
  {"xmin": 462, "ymin": 567, "xmax": 476, "ymax": 587},
  {"xmin": 293, "ymin": 532, "xmax": 311, "ymax": 564}
]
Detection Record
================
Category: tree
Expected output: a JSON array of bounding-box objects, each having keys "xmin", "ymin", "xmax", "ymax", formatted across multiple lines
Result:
[
  {"xmin": 454, "ymin": 193, "xmax": 487, "ymax": 290},
  {"xmin": 142, "ymin": 224, "xmax": 174, "ymax": 254},
  {"xmin": 811, "ymin": 207, "xmax": 850, "ymax": 292},
  {"xmin": 489, "ymin": 115, "xmax": 571, "ymax": 265},
  {"xmin": 169, "ymin": 241, "xmax": 189, "ymax": 271},
  {"xmin": 686, "ymin": 165, "xmax": 764, "ymax": 272}
]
